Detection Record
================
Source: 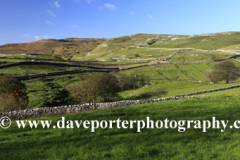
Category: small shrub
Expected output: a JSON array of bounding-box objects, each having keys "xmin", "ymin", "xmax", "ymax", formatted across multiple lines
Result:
[
  {"xmin": 154, "ymin": 88, "xmax": 168, "ymax": 98},
  {"xmin": 0, "ymin": 76, "xmax": 28, "ymax": 113}
]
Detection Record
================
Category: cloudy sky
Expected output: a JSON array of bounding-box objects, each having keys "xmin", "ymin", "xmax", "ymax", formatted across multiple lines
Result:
[{"xmin": 1, "ymin": 0, "xmax": 240, "ymax": 45}]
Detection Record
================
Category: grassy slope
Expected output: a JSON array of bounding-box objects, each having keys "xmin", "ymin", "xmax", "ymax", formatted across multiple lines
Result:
[
  {"xmin": 167, "ymin": 50, "xmax": 234, "ymax": 62},
  {"xmin": 1, "ymin": 96, "xmax": 240, "ymax": 159},
  {"xmin": 2, "ymin": 60, "xmax": 237, "ymax": 108},
  {"xmin": 80, "ymin": 47, "xmax": 178, "ymax": 61},
  {"xmin": 120, "ymin": 60, "xmax": 240, "ymax": 100},
  {"xmin": 0, "ymin": 38, "xmax": 107, "ymax": 58},
  {"xmin": 120, "ymin": 82, "xmax": 240, "ymax": 100},
  {"xmin": 73, "ymin": 33, "xmax": 239, "ymax": 62},
  {"xmin": 76, "ymin": 34, "xmax": 187, "ymax": 61},
  {"xmin": 0, "ymin": 64, "xmax": 87, "ymax": 76},
  {"xmin": 151, "ymin": 32, "xmax": 240, "ymax": 50}
]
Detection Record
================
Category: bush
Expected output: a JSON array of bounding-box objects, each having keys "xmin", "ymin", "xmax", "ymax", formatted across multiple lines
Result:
[
  {"xmin": 0, "ymin": 93, "xmax": 28, "ymax": 113},
  {"xmin": 68, "ymin": 73, "xmax": 121, "ymax": 104},
  {"xmin": 0, "ymin": 76, "xmax": 28, "ymax": 113},
  {"xmin": 114, "ymin": 72, "xmax": 151, "ymax": 90}
]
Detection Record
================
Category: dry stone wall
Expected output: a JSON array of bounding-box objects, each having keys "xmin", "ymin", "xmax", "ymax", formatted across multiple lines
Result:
[
  {"xmin": 1, "ymin": 84, "xmax": 240, "ymax": 120},
  {"xmin": 0, "ymin": 95, "xmax": 207, "ymax": 120},
  {"xmin": 9, "ymin": 57, "xmax": 233, "ymax": 81},
  {"xmin": 0, "ymin": 57, "xmax": 145, "ymax": 66},
  {"xmin": 0, "ymin": 61, "xmax": 119, "ymax": 70}
]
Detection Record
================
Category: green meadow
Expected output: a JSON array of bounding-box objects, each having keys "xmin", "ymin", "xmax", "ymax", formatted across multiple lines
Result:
[
  {"xmin": 1, "ymin": 59, "xmax": 240, "ymax": 108},
  {"xmin": 1, "ymin": 96, "xmax": 240, "ymax": 159}
]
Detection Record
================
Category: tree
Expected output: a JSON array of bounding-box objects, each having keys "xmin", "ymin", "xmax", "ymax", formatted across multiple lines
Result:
[
  {"xmin": 68, "ymin": 73, "xmax": 121, "ymax": 104},
  {"xmin": 114, "ymin": 72, "xmax": 132, "ymax": 91},
  {"xmin": 211, "ymin": 61, "xmax": 240, "ymax": 84},
  {"xmin": 137, "ymin": 74, "xmax": 150, "ymax": 86},
  {"xmin": 0, "ymin": 76, "xmax": 28, "ymax": 112},
  {"xmin": 114, "ymin": 72, "xmax": 151, "ymax": 90},
  {"xmin": 95, "ymin": 73, "xmax": 121, "ymax": 102},
  {"xmin": 42, "ymin": 82, "xmax": 70, "ymax": 107},
  {"xmin": 204, "ymin": 71, "xmax": 214, "ymax": 83},
  {"xmin": 69, "ymin": 78, "xmax": 99, "ymax": 104},
  {"xmin": 129, "ymin": 74, "xmax": 138, "ymax": 89}
]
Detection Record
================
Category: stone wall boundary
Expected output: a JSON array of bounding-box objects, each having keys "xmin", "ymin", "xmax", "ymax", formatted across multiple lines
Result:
[{"xmin": 1, "ymin": 83, "xmax": 240, "ymax": 119}]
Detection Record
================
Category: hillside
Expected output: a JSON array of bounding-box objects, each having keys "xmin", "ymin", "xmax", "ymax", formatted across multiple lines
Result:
[
  {"xmin": 73, "ymin": 31, "xmax": 240, "ymax": 62},
  {"xmin": 1, "ymin": 32, "xmax": 240, "ymax": 62},
  {"xmin": 0, "ymin": 38, "xmax": 107, "ymax": 59}
]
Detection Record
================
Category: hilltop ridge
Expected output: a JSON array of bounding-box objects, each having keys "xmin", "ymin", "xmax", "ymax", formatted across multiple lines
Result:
[{"xmin": 1, "ymin": 31, "xmax": 240, "ymax": 61}]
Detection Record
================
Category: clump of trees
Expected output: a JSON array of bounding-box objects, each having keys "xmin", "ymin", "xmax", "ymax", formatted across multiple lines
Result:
[
  {"xmin": 68, "ymin": 72, "xmax": 151, "ymax": 104},
  {"xmin": 0, "ymin": 76, "xmax": 28, "ymax": 113},
  {"xmin": 114, "ymin": 72, "xmax": 150, "ymax": 90},
  {"xmin": 206, "ymin": 61, "xmax": 240, "ymax": 84},
  {"xmin": 68, "ymin": 73, "xmax": 121, "ymax": 104}
]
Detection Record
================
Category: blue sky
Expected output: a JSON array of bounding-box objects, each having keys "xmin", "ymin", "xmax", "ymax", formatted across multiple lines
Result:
[{"xmin": 1, "ymin": 0, "xmax": 240, "ymax": 45}]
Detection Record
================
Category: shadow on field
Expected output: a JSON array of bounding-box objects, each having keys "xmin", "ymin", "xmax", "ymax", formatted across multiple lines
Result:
[{"xmin": 125, "ymin": 92, "xmax": 154, "ymax": 100}]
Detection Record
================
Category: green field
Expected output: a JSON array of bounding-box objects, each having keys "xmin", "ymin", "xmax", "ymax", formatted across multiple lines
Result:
[
  {"xmin": 1, "ymin": 59, "xmax": 239, "ymax": 109},
  {"xmin": 167, "ymin": 50, "xmax": 233, "ymax": 62},
  {"xmin": 150, "ymin": 32, "xmax": 240, "ymax": 50},
  {"xmin": 0, "ymin": 64, "xmax": 87, "ymax": 76},
  {"xmin": 1, "ymin": 95, "xmax": 240, "ymax": 159}
]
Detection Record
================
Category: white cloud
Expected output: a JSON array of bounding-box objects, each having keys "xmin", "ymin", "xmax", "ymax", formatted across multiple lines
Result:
[
  {"xmin": 22, "ymin": 34, "xmax": 31, "ymax": 37},
  {"xmin": 72, "ymin": 25, "xmax": 79, "ymax": 28},
  {"xmin": 34, "ymin": 36, "xmax": 41, "ymax": 40},
  {"xmin": 104, "ymin": 3, "xmax": 117, "ymax": 11},
  {"xmin": 43, "ymin": 35, "xmax": 51, "ymax": 39},
  {"xmin": 54, "ymin": 1, "xmax": 60, "ymax": 8},
  {"xmin": 48, "ymin": 10, "xmax": 56, "ymax": 17},
  {"xmin": 148, "ymin": 14, "xmax": 153, "ymax": 20},
  {"xmin": 46, "ymin": 21, "xmax": 53, "ymax": 25},
  {"xmin": 130, "ymin": 11, "xmax": 135, "ymax": 15}
]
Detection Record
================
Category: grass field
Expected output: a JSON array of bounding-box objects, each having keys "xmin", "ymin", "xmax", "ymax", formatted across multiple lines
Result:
[
  {"xmin": 0, "ymin": 60, "xmax": 237, "ymax": 108},
  {"xmin": 120, "ymin": 82, "xmax": 240, "ymax": 100},
  {"xmin": 150, "ymin": 32, "xmax": 240, "ymax": 50},
  {"xmin": 0, "ymin": 64, "xmax": 87, "ymax": 76},
  {"xmin": 74, "ymin": 47, "xmax": 177, "ymax": 62},
  {"xmin": 167, "ymin": 50, "xmax": 233, "ymax": 62},
  {"xmin": 1, "ymin": 95, "xmax": 240, "ymax": 159}
]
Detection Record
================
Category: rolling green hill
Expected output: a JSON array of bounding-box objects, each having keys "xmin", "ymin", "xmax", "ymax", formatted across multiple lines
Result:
[
  {"xmin": 1, "ymin": 31, "xmax": 240, "ymax": 62},
  {"xmin": 73, "ymin": 32, "xmax": 240, "ymax": 62}
]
